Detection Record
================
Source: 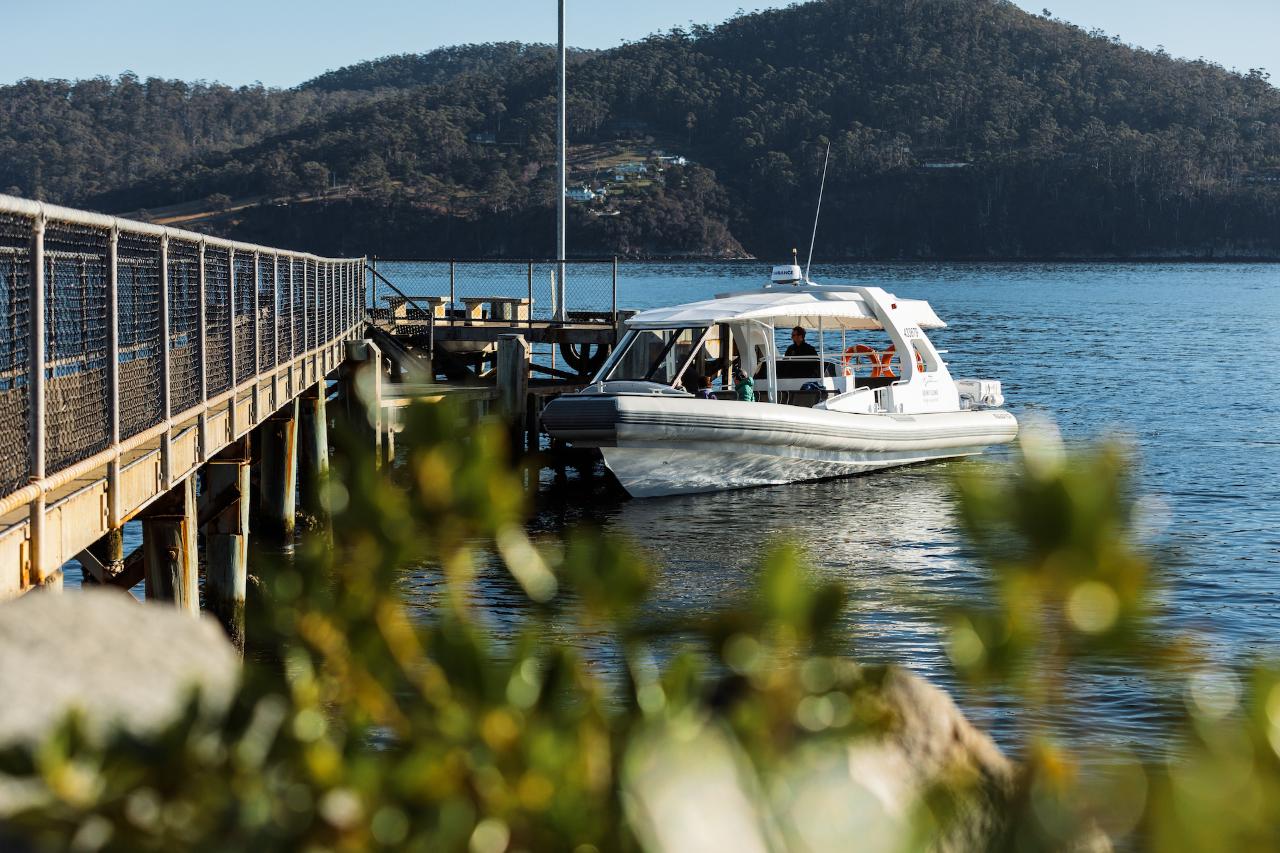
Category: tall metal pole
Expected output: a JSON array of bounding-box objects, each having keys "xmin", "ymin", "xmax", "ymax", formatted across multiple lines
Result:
[{"xmin": 555, "ymin": 0, "xmax": 567, "ymax": 321}]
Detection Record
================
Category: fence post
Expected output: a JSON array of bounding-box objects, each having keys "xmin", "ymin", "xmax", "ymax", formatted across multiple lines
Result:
[
  {"xmin": 449, "ymin": 260, "xmax": 456, "ymax": 324},
  {"xmin": 270, "ymin": 254, "xmax": 279, "ymax": 410},
  {"xmin": 158, "ymin": 235, "xmax": 172, "ymax": 485},
  {"xmin": 302, "ymin": 260, "xmax": 309, "ymax": 355},
  {"xmin": 106, "ymin": 227, "xmax": 120, "ymax": 531},
  {"xmin": 198, "ymin": 242, "xmax": 208, "ymax": 460},
  {"xmin": 527, "ymin": 261, "xmax": 534, "ymax": 327},
  {"xmin": 228, "ymin": 248, "xmax": 237, "ymax": 438},
  {"xmin": 252, "ymin": 252, "xmax": 261, "ymax": 375},
  {"xmin": 360, "ymin": 257, "xmax": 368, "ymax": 332},
  {"xmin": 28, "ymin": 215, "xmax": 46, "ymax": 588},
  {"xmin": 272, "ymin": 255, "xmax": 280, "ymax": 366},
  {"xmin": 252, "ymin": 251, "xmax": 260, "ymax": 422},
  {"xmin": 286, "ymin": 256, "xmax": 294, "ymax": 362},
  {"xmin": 612, "ymin": 256, "xmax": 618, "ymax": 324},
  {"xmin": 556, "ymin": 258, "xmax": 567, "ymax": 323}
]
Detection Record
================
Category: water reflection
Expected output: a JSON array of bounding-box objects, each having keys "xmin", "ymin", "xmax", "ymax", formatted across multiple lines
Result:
[{"xmin": 395, "ymin": 260, "xmax": 1280, "ymax": 758}]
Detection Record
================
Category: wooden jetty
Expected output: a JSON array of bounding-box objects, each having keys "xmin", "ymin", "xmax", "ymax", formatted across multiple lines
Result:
[{"xmin": 0, "ymin": 196, "xmax": 622, "ymax": 645}]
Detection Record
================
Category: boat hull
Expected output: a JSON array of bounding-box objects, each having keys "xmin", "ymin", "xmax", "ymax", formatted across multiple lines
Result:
[{"xmin": 541, "ymin": 394, "xmax": 1019, "ymax": 498}]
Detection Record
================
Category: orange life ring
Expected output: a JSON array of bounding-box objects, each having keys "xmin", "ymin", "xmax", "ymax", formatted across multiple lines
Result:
[
  {"xmin": 878, "ymin": 345, "xmax": 925, "ymax": 379},
  {"xmin": 842, "ymin": 344, "xmax": 879, "ymax": 376}
]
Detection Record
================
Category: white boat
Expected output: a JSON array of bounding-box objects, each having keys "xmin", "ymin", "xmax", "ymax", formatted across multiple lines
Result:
[{"xmin": 541, "ymin": 264, "xmax": 1018, "ymax": 497}]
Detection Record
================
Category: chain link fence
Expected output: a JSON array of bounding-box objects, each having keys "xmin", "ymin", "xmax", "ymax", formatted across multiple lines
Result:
[
  {"xmin": 290, "ymin": 257, "xmax": 305, "ymax": 358},
  {"xmin": 369, "ymin": 259, "xmax": 618, "ymax": 327},
  {"xmin": 205, "ymin": 246, "xmax": 232, "ymax": 396},
  {"xmin": 0, "ymin": 212, "xmax": 32, "ymax": 496},
  {"xmin": 307, "ymin": 260, "xmax": 319, "ymax": 349},
  {"xmin": 258, "ymin": 254, "xmax": 277, "ymax": 370},
  {"xmin": 0, "ymin": 194, "xmax": 365, "ymax": 505},
  {"xmin": 117, "ymin": 231, "xmax": 163, "ymax": 439},
  {"xmin": 233, "ymin": 251, "xmax": 256, "ymax": 384},
  {"xmin": 168, "ymin": 239, "xmax": 202, "ymax": 415},
  {"xmin": 44, "ymin": 221, "xmax": 111, "ymax": 472}
]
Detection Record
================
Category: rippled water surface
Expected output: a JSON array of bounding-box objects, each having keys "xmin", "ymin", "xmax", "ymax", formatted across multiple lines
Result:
[{"xmin": 398, "ymin": 261, "xmax": 1280, "ymax": 757}]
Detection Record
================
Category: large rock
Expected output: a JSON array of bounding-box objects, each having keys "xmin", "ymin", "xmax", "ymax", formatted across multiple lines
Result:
[
  {"xmin": 871, "ymin": 665, "xmax": 1015, "ymax": 850},
  {"xmin": 0, "ymin": 588, "xmax": 240, "ymax": 748},
  {"xmin": 769, "ymin": 666, "xmax": 1015, "ymax": 853},
  {"xmin": 623, "ymin": 666, "xmax": 1015, "ymax": 853}
]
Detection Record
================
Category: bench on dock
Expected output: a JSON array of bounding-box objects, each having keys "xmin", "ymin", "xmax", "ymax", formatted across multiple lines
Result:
[
  {"xmin": 461, "ymin": 296, "xmax": 532, "ymax": 323},
  {"xmin": 384, "ymin": 294, "xmax": 450, "ymax": 321}
]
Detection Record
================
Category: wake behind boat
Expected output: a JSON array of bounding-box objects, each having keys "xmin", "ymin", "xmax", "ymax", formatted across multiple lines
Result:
[{"xmin": 542, "ymin": 264, "xmax": 1018, "ymax": 497}]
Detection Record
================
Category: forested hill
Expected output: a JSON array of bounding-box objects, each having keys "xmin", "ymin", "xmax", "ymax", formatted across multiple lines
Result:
[
  {"xmin": 299, "ymin": 43, "xmax": 595, "ymax": 94},
  {"xmin": 6, "ymin": 0, "xmax": 1280, "ymax": 259}
]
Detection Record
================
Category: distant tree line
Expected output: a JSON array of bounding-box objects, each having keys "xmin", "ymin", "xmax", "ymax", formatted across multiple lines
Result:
[{"xmin": 3, "ymin": 0, "xmax": 1280, "ymax": 258}]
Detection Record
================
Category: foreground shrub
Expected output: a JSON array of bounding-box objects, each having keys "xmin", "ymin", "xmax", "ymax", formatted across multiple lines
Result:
[{"xmin": 0, "ymin": 408, "xmax": 1276, "ymax": 851}]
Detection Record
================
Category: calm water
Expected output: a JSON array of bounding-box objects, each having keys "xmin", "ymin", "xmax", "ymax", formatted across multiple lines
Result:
[
  {"xmin": 86, "ymin": 261, "xmax": 1280, "ymax": 757},
  {"xmin": 398, "ymin": 261, "xmax": 1280, "ymax": 757}
]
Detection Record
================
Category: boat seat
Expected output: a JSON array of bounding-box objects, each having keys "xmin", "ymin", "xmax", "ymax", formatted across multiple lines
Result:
[
  {"xmin": 855, "ymin": 376, "xmax": 897, "ymax": 390},
  {"xmin": 783, "ymin": 390, "xmax": 824, "ymax": 408},
  {"xmin": 761, "ymin": 359, "xmax": 838, "ymax": 380}
]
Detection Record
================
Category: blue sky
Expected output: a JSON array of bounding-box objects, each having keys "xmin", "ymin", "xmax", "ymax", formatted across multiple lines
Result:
[{"xmin": 0, "ymin": 0, "xmax": 1275, "ymax": 88}]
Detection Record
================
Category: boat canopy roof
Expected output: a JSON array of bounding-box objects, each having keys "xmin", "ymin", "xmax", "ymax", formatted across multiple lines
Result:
[{"xmin": 625, "ymin": 287, "xmax": 946, "ymax": 331}]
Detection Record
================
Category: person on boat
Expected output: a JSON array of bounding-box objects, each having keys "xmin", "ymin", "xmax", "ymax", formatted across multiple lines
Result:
[
  {"xmin": 696, "ymin": 374, "xmax": 717, "ymax": 400},
  {"xmin": 733, "ymin": 365, "xmax": 755, "ymax": 402},
  {"xmin": 785, "ymin": 326, "xmax": 818, "ymax": 358}
]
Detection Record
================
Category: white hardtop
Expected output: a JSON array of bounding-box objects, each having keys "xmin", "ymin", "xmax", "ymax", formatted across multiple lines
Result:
[{"xmin": 625, "ymin": 283, "xmax": 946, "ymax": 332}]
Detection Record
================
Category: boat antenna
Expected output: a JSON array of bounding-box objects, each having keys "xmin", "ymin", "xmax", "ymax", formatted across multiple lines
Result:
[{"xmin": 805, "ymin": 141, "xmax": 831, "ymax": 283}]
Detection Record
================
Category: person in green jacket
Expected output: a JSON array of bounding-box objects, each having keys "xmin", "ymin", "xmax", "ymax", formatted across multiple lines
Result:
[{"xmin": 733, "ymin": 365, "xmax": 755, "ymax": 402}]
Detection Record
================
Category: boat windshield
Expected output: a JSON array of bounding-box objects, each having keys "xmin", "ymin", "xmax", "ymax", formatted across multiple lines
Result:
[{"xmin": 604, "ymin": 327, "xmax": 709, "ymax": 385}]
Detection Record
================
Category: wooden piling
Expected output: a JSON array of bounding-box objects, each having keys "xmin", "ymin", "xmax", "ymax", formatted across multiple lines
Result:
[
  {"xmin": 141, "ymin": 478, "xmax": 199, "ymax": 615},
  {"xmin": 525, "ymin": 392, "xmax": 540, "ymax": 453},
  {"xmin": 257, "ymin": 399, "xmax": 299, "ymax": 538},
  {"xmin": 343, "ymin": 339, "xmax": 386, "ymax": 465},
  {"xmin": 81, "ymin": 527, "xmax": 124, "ymax": 586},
  {"xmin": 497, "ymin": 335, "xmax": 530, "ymax": 454},
  {"xmin": 206, "ymin": 438, "xmax": 250, "ymax": 649},
  {"xmin": 298, "ymin": 382, "xmax": 330, "ymax": 518}
]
